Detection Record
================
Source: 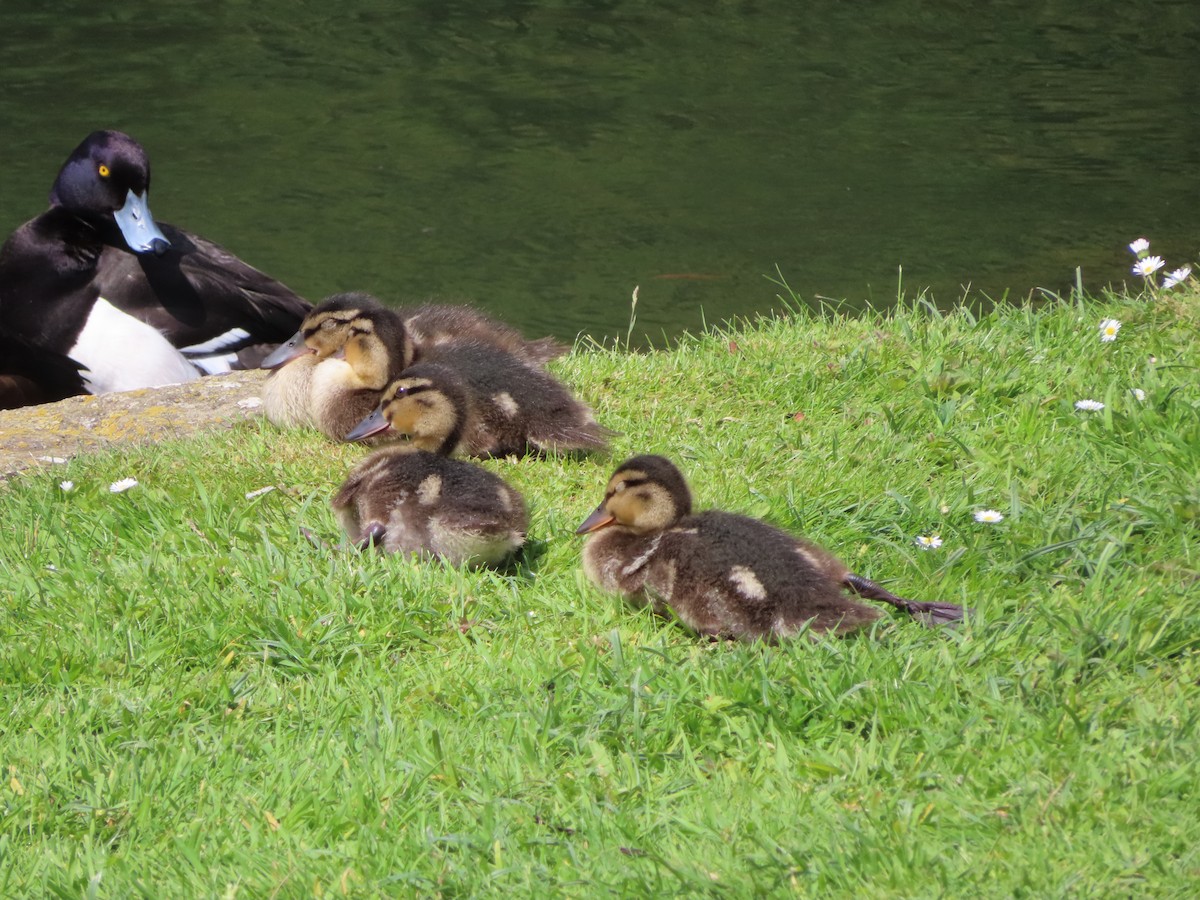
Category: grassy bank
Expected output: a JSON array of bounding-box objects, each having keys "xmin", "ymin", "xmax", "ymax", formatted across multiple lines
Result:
[{"xmin": 1, "ymin": 282, "xmax": 1197, "ymax": 896}]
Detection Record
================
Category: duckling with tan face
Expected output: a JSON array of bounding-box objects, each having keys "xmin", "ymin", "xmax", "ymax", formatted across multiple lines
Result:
[
  {"xmin": 261, "ymin": 293, "xmax": 412, "ymax": 440},
  {"xmin": 347, "ymin": 350, "xmax": 608, "ymax": 458},
  {"xmin": 577, "ymin": 455, "xmax": 965, "ymax": 641},
  {"xmin": 263, "ymin": 292, "xmax": 589, "ymax": 446},
  {"xmin": 333, "ymin": 366, "xmax": 528, "ymax": 567}
]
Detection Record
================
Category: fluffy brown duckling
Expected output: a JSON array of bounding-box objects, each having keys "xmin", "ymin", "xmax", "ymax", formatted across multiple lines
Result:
[
  {"xmin": 576, "ymin": 455, "xmax": 966, "ymax": 641},
  {"xmin": 261, "ymin": 293, "xmax": 411, "ymax": 440},
  {"xmin": 331, "ymin": 365, "xmax": 528, "ymax": 567},
  {"xmin": 400, "ymin": 303, "xmax": 567, "ymax": 368},
  {"xmin": 347, "ymin": 343, "xmax": 608, "ymax": 457}
]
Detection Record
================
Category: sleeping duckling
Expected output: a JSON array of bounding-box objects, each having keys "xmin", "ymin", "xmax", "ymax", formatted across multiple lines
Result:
[
  {"xmin": 331, "ymin": 367, "xmax": 528, "ymax": 567},
  {"xmin": 261, "ymin": 293, "xmax": 411, "ymax": 440},
  {"xmin": 345, "ymin": 344, "xmax": 608, "ymax": 457},
  {"xmin": 266, "ymin": 293, "xmax": 562, "ymax": 371},
  {"xmin": 400, "ymin": 303, "xmax": 567, "ymax": 368},
  {"xmin": 576, "ymin": 455, "xmax": 965, "ymax": 641}
]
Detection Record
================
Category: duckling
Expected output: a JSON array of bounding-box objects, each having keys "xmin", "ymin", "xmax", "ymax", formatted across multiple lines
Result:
[
  {"xmin": 400, "ymin": 303, "xmax": 567, "ymax": 368},
  {"xmin": 345, "ymin": 343, "xmax": 608, "ymax": 457},
  {"xmin": 0, "ymin": 131, "xmax": 309, "ymax": 401},
  {"xmin": 331, "ymin": 366, "xmax": 528, "ymax": 567},
  {"xmin": 266, "ymin": 293, "xmax": 562, "ymax": 371},
  {"xmin": 261, "ymin": 293, "xmax": 410, "ymax": 440},
  {"xmin": 576, "ymin": 455, "xmax": 965, "ymax": 641}
]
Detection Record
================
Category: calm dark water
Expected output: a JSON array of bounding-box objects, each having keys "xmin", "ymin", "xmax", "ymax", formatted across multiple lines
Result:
[{"xmin": 3, "ymin": 0, "xmax": 1198, "ymax": 343}]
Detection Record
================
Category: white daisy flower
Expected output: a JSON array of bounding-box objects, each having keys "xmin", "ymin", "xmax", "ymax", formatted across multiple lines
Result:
[
  {"xmin": 1075, "ymin": 399, "xmax": 1105, "ymax": 411},
  {"xmin": 1131, "ymin": 388, "xmax": 1146, "ymax": 402},
  {"xmin": 915, "ymin": 535, "xmax": 943, "ymax": 550},
  {"xmin": 1128, "ymin": 238, "xmax": 1150, "ymax": 255},
  {"xmin": 974, "ymin": 510, "xmax": 1004, "ymax": 524},
  {"xmin": 1098, "ymin": 319, "xmax": 1121, "ymax": 342},
  {"xmin": 1132, "ymin": 256, "xmax": 1165, "ymax": 278},
  {"xmin": 1162, "ymin": 266, "xmax": 1192, "ymax": 290},
  {"xmin": 109, "ymin": 477, "xmax": 139, "ymax": 493},
  {"xmin": 60, "ymin": 481, "xmax": 75, "ymax": 492}
]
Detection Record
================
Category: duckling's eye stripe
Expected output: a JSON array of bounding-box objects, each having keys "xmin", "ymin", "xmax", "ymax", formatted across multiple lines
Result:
[
  {"xmin": 610, "ymin": 477, "xmax": 648, "ymax": 498},
  {"xmin": 394, "ymin": 384, "xmax": 432, "ymax": 398}
]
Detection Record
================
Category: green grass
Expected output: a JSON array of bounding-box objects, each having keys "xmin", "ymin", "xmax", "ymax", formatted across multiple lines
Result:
[{"xmin": 1, "ymin": 281, "xmax": 1198, "ymax": 897}]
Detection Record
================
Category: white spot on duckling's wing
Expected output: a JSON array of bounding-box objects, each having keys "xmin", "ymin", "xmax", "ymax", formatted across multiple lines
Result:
[
  {"xmin": 417, "ymin": 474, "xmax": 443, "ymax": 506},
  {"xmin": 728, "ymin": 565, "xmax": 767, "ymax": 601},
  {"xmin": 493, "ymin": 392, "xmax": 520, "ymax": 417},
  {"xmin": 661, "ymin": 559, "xmax": 677, "ymax": 598},
  {"xmin": 495, "ymin": 486, "xmax": 513, "ymax": 512},
  {"xmin": 794, "ymin": 545, "xmax": 822, "ymax": 570},
  {"xmin": 621, "ymin": 534, "xmax": 663, "ymax": 578}
]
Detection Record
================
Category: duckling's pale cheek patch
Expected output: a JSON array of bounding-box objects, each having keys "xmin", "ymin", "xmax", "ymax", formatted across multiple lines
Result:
[
  {"xmin": 493, "ymin": 392, "xmax": 519, "ymax": 418},
  {"xmin": 729, "ymin": 565, "xmax": 767, "ymax": 602},
  {"xmin": 417, "ymin": 474, "xmax": 443, "ymax": 506}
]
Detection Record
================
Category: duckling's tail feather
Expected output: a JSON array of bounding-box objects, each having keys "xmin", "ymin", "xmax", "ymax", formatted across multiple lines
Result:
[{"xmin": 532, "ymin": 421, "xmax": 617, "ymax": 455}]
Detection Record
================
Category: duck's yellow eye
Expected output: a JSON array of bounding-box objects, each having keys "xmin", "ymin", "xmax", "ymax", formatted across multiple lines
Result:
[{"xmin": 98, "ymin": 164, "xmax": 110, "ymax": 178}]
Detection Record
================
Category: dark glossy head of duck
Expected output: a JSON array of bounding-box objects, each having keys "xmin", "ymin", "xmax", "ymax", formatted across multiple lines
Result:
[
  {"xmin": 576, "ymin": 454, "xmax": 694, "ymax": 535},
  {"xmin": 48, "ymin": 130, "xmax": 170, "ymax": 255},
  {"xmin": 260, "ymin": 292, "xmax": 413, "ymax": 375},
  {"xmin": 344, "ymin": 367, "xmax": 467, "ymax": 455}
]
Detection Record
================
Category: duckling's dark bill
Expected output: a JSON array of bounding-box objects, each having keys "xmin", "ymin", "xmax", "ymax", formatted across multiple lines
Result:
[
  {"xmin": 345, "ymin": 408, "xmax": 391, "ymax": 442},
  {"xmin": 575, "ymin": 505, "xmax": 615, "ymax": 534},
  {"xmin": 259, "ymin": 331, "xmax": 309, "ymax": 369}
]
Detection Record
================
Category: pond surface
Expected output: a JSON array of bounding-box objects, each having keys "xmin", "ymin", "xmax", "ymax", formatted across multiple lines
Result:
[{"xmin": 2, "ymin": 0, "xmax": 1198, "ymax": 344}]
